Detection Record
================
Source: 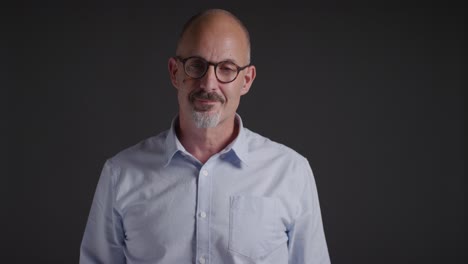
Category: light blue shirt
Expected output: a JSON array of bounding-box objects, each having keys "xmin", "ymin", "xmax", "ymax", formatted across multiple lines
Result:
[{"xmin": 80, "ymin": 115, "xmax": 330, "ymax": 264}]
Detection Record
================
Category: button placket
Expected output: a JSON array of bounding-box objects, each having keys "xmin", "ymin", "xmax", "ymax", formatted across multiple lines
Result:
[{"xmin": 196, "ymin": 166, "xmax": 211, "ymax": 264}]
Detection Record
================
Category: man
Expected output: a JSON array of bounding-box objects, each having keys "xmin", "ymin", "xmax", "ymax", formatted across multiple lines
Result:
[{"xmin": 80, "ymin": 9, "xmax": 330, "ymax": 264}]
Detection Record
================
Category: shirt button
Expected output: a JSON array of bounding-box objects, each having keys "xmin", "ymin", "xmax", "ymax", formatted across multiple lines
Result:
[
  {"xmin": 201, "ymin": 170, "xmax": 208, "ymax": 176},
  {"xmin": 199, "ymin": 256, "xmax": 206, "ymax": 264},
  {"xmin": 199, "ymin": 211, "xmax": 207, "ymax": 218}
]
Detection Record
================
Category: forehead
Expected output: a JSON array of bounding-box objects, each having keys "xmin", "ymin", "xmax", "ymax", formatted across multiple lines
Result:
[{"xmin": 177, "ymin": 14, "xmax": 249, "ymax": 64}]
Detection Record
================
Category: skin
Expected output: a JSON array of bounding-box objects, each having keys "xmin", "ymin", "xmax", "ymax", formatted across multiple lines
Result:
[{"xmin": 168, "ymin": 10, "xmax": 256, "ymax": 163}]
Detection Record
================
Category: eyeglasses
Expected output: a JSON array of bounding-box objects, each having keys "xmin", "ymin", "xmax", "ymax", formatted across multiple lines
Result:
[{"xmin": 175, "ymin": 56, "xmax": 251, "ymax": 83}]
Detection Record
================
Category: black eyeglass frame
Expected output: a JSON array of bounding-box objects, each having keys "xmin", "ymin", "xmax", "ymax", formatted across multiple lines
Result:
[{"xmin": 175, "ymin": 56, "xmax": 251, "ymax": 84}]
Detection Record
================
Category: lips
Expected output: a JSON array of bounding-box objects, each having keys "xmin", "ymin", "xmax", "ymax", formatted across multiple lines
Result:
[
  {"xmin": 195, "ymin": 98, "xmax": 217, "ymax": 103},
  {"xmin": 189, "ymin": 90, "xmax": 226, "ymax": 112}
]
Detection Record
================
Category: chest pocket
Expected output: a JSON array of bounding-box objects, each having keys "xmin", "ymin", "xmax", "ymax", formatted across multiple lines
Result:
[{"xmin": 228, "ymin": 196, "xmax": 288, "ymax": 260}]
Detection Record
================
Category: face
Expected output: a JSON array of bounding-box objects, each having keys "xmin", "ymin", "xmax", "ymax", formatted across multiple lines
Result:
[{"xmin": 168, "ymin": 14, "xmax": 256, "ymax": 129}]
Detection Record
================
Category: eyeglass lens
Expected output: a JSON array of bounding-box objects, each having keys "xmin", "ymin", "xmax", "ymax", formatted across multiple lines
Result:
[{"xmin": 185, "ymin": 57, "xmax": 239, "ymax": 83}]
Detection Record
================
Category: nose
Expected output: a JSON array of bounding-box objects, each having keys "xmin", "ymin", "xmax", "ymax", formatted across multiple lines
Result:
[{"xmin": 199, "ymin": 65, "xmax": 218, "ymax": 91}]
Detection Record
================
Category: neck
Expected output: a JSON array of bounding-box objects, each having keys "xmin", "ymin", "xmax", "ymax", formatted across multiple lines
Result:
[{"xmin": 177, "ymin": 114, "xmax": 238, "ymax": 164}]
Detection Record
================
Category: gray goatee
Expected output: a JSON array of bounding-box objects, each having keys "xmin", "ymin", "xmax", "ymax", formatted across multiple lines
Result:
[{"xmin": 192, "ymin": 110, "xmax": 221, "ymax": 128}]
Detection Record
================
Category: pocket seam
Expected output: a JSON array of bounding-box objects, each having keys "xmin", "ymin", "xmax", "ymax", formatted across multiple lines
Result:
[{"xmin": 228, "ymin": 195, "xmax": 286, "ymax": 260}]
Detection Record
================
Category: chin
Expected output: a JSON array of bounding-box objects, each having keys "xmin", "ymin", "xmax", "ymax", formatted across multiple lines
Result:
[{"xmin": 191, "ymin": 110, "xmax": 221, "ymax": 128}]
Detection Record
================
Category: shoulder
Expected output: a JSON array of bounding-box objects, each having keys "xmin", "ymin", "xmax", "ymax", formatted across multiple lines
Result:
[
  {"xmin": 241, "ymin": 128, "xmax": 316, "ymax": 193},
  {"xmin": 106, "ymin": 130, "xmax": 169, "ymax": 169},
  {"xmin": 242, "ymin": 128, "xmax": 309, "ymax": 165}
]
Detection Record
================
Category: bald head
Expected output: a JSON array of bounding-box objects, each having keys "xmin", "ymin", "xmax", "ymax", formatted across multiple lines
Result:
[{"xmin": 176, "ymin": 9, "xmax": 251, "ymax": 63}]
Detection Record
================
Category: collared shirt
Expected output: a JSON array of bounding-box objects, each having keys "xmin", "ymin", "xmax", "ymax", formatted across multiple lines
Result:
[{"xmin": 80, "ymin": 115, "xmax": 330, "ymax": 264}]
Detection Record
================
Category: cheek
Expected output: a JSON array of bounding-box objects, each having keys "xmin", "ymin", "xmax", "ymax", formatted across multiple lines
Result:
[
  {"xmin": 175, "ymin": 70, "xmax": 190, "ymax": 88},
  {"xmin": 224, "ymin": 89, "xmax": 242, "ymax": 107},
  {"xmin": 177, "ymin": 80, "xmax": 193, "ymax": 94},
  {"xmin": 223, "ymin": 82, "xmax": 244, "ymax": 100}
]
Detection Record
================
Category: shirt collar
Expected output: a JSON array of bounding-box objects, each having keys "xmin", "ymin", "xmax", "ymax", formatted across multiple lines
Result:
[
  {"xmin": 226, "ymin": 114, "xmax": 249, "ymax": 165},
  {"xmin": 163, "ymin": 114, "xmax": 249, "ymax": 167},
  {"xmin": 163, "ymin": 116, "xmax": 185, "ymax": 167}
]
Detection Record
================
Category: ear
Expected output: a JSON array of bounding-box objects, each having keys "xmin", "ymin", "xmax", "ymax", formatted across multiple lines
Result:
[
  {"xmin": 168, "ymin": 57, "xmax": 180, "ymax": 88},
  {"xmin": 240, "ymin": 65, "xmax": 256, "ymax": 95}
]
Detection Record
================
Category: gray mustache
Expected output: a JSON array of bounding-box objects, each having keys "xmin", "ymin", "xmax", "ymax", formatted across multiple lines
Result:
[{"xmin": 190, "ymin": 91, "xmax": 225, "ymax": 104}]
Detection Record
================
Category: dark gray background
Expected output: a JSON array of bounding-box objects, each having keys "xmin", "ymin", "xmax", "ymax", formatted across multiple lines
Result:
[{"xmin": 5, "ymin": 2, "xmax": 464, "ymax": 263}]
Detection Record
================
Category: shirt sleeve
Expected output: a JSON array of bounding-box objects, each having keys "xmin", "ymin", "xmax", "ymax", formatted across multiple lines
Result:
[
  {"xmin": 288, "ymin": 157, "xmax": 331, "ymax": 264},
  {"xmin": 80, "ymin": 160, "xmax": 126, "ymax": 264}
]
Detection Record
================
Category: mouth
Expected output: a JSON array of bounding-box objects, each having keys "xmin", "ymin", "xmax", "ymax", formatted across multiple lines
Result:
[
  {"xmin": 195, "ymin": 98, "xmax": 219, "ymax": 104},
  {"xmin": 189, "ymin": 91, "xmax": 225, "ymax": 112},
  {"xmin": 193, "ymin": 98, "xmax": 218, "ymax": 111}
]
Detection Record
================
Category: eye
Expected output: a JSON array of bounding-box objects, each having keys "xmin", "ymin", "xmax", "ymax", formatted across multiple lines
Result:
[
  {"xmin": 218, "ymin": 62, "xmax": 237, "ymax": 73},
  {"xmin": 188, "ymin": 58, "xmax": 205, "ymax": 69},
  {"xmin": 186, "ymin": 58, "xmax": 207, "ymax": 75}
]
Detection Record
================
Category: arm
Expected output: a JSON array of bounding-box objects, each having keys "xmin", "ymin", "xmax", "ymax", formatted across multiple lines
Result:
[
  {"xmin": 288, "ymin": 158, "xmax": 331, "ymax": 264},
  {"xmin": 80, "ymin": 160, "xmax": 126, "ymax": 264}
]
